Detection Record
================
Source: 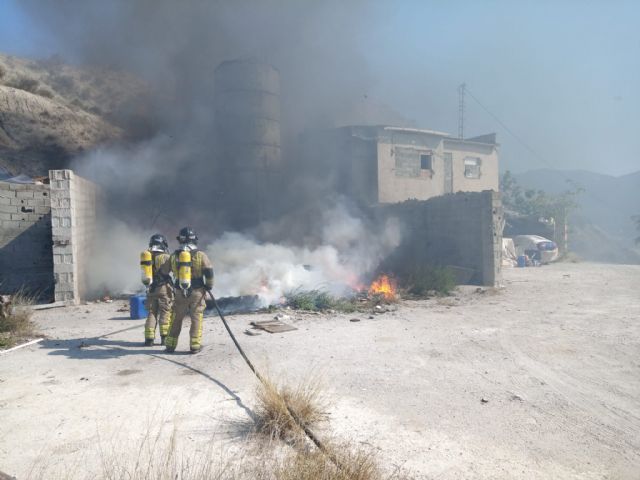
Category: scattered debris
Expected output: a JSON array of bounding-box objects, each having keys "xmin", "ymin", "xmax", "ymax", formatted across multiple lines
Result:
[
  {"xmin": 510, "ymin": 394, "xmax": 523, "ymax": 402},
  {"xmin": 79, "ymin": 377, "xmax": 89, "ymax": 381},
  {"xmin": 244, "ymin": 329, "xmax": 261, "ymax": 336},
  {"xmin": 77, "ymin": 341, "xmax": 88, "ymax": 349},
  {"xmin": 31, "ymin": 301, "xmax": 67, "ymax": 311},
  {"xmin": 250, "ymin": 319, "xmax": 297, "ymax": 334},
  {"xmin": 480, "ymin": 397, "xmax": 489, "ymax": 404},
  {"xmin": 349, "ymin": 318, "xmax": 361, "ymax": 322}
]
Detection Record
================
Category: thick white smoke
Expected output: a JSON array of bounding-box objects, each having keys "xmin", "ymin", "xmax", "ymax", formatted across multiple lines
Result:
[
  {"xmin": 206, "ymin": 205, "xmax": 401, "ymax": 305},
  {"xmin": 88, "ymin": 203, "xmax": 401, "ymax": 305}
]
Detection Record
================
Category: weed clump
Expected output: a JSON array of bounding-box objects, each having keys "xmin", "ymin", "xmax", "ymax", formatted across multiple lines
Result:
[
  {"xmin": 0, "ymin": 292, "xmax": 38, "ymax": 348},
  {"xmin": 255, "ymin": 374, "xmax": 327, "ymax": 442},
  {"xmin": 276, "ymin": 445, "xmax": 382, "ymax": 480}
]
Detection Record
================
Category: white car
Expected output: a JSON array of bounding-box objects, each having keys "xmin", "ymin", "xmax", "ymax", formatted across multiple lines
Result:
[{"xmin": 512, "ymin": 235, "xmax": 559, "ymax": 264}]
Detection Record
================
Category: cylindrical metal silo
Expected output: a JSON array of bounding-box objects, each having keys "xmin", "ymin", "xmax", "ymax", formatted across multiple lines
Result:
[{"xmin": 214, "ymin": 60, "xmax": 282, "ymax": 230}]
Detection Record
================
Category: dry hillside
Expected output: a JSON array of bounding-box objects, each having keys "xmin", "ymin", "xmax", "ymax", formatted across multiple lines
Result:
[{"xmin": 0, "ymin": 52, "xmax": 151, "ymax": 176}]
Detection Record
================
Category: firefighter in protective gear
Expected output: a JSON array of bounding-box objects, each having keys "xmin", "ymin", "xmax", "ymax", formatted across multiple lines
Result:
[
  {"xmin": 142, "ymin": 233, "xmax": 174, "ymax": 346},
  {"xmin": 160, "ymin": 227, "xmax": 214, "ymax": 354}
]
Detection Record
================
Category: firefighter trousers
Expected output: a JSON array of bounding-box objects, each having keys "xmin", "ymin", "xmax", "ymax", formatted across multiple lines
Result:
[
  {"xmin": 165, "ymin": 288, "xmax": 206, "ymax": 351},
  {"xmin": 144, "ymin": 284, "xmax": 174, "ymax": 340}
]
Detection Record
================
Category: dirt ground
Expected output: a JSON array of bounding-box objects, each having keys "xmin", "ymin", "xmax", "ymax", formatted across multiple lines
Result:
[{"xmin": 1, "ymin": 262, "xmax": 639, "ymax": 479}]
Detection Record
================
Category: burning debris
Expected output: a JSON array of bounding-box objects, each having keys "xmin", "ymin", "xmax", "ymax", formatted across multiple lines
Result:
[{"xmin": 368, "ymin": 274, "xmax": 397, "ymax": 301}]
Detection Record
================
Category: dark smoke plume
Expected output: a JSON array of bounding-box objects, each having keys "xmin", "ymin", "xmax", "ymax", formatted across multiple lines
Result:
[
  {"xmin": 20, "ymin": 0, "xmax": 407, "ymax": 233},
  {"xmin": 18, "ymin": 1, "xmax": 411, "ymax": 298}
]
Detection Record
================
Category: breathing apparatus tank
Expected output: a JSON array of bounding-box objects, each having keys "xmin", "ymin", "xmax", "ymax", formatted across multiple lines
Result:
[
  {"xmin": 178, "ymin": 249, "xmax": 192, "ymax": 293},
  {"xmin": 140, "ymin": 250, "xmax": 153, "ymax": 287}
]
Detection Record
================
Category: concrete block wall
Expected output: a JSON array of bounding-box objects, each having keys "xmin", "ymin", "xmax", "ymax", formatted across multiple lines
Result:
[
  {"xmin": 0, "ymin": 181, "xmax": 54, "ymax": 297},
  {"xmin": 49, "ymin": 170, "xmax": 100, "ymax": 304},
  {"xmin": 376, "ymin": 190, "xmax": 502, "ymax": 286}
]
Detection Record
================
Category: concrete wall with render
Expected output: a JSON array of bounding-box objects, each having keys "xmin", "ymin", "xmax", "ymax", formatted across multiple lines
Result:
[
  {"xmin": 376, "ymin": 129, "xmax": 499, "ymax": 204},
  {"xmin": 49, "ymin": 170, "xmax": 100, "ymax": 304},
  {"xmin": 377, "ymin": 138, "xmax": 446, "ymax": 203},
  {"xmin": 376, "ymin": 190, "xmax": 503, "ymax": 286},
  {"xmin": 0, "ymin": 181, "xmax": 53, "ymax": 297},
  {"xmin": 300, "ymin": 126, "xmax": 499, "ymax": 207},
  {"xmin": 443, "ymin": 139, "xmax": 499, "ymax": 194}
]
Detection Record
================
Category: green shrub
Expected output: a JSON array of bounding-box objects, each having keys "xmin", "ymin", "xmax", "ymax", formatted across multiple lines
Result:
[
  {"xmin": 284, "ymin": 288, "xmax": 358, "ymax": 312},
  {"xmin": 6, "ymin": 75, "xmax": 40, "ymax": 93},
  {"xmin": 402, "ymin": 265, "xmax": 456, "ymax": 297},
  {"xmin": 36, "ymin": 87, "xmax": 54, "ymax": 99}
]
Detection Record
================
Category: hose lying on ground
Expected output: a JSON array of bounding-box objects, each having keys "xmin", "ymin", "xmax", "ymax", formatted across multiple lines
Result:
[{"xmin": 206, "ymin": 291, "xmax": 341, "ymax": 467}]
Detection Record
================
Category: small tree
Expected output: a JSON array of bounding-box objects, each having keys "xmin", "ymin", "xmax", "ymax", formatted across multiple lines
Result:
[{"xmin": 500, "ymin": 170, "xmax": 583, "ymax": 252}]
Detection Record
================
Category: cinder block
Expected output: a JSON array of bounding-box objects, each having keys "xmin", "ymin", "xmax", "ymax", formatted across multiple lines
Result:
[
  {"xmin": 52, "ymin": 227, "xmax": 72, "ymax": 237},
  {"xmin": 0, "ymin": 197, "xmax": 10, "ymax": 205},
  {"xmin": 0, "ymin": 205, "xmax": 18, "ymax": 214},
  {"xmin": 16, "ymin": 190, "xmax": 35, "ymax": 199},
  {"xmin": 34, "ymin": 206, "xmax": 51, "ymax": 215},
  {"xmin": 11, "ymin": 213, "xmax": 27, "ymax": 221},
  {"xmin": 54, "ymin": 263, "xmax": 74, "ymax": 274}
]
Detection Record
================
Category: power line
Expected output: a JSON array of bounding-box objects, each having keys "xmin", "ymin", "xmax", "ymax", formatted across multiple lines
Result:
[
  {"xmin": 465, "ymin": 87, "xmax": 557, "ymax": 172},
  {"xmin": 464, "ymin": 86, "xmax": 616, "ymax": 212}
]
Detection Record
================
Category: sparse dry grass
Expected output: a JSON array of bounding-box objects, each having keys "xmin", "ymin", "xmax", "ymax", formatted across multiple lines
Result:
[
  {"xmin": 23, "ymin": 384, "xmax": 408, "ymax": 480},
  {"xmin": 254, "ymin": 374, "xmax": 327, "ymax": 443},
  {"xmin": 275, "ymin": 444, "xmax": 383, "ymax": 480},
  {"xmin": 0, "ymin": 291, "xmax": 39, "ymax": 349}
]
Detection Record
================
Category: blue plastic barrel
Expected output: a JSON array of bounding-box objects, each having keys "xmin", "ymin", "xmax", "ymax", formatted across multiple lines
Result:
[
  {"xmin": 517, "ymin": 255, "xmax": 527, "ymax": 268},
  {"xmin": 129, "ymin": 294, "xmax": 148, "ymax": 319}
]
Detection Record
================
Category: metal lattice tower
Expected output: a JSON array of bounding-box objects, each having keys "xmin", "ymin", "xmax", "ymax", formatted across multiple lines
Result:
[{"xmin": 458, "ymin": 82, "xmax": 466, "ymax": 139}]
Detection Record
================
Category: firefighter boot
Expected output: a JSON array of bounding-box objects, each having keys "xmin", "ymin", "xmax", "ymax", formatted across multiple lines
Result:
[
  {"xmin": 160, "ymin": 335, "xmax": 166, "ymax": 346},
  {"xmin": 144, "ymin": 338, "xmax": 154, "ymax": 346}
]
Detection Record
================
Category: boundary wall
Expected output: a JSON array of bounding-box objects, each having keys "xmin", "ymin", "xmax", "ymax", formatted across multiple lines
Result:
[
  {"xmin": 0, "ymin": 170, "xmax": 100, "ymax": 303},
  {"xmin": 376, "ymin": 190, "xmax": 502, "ymax": 286}
]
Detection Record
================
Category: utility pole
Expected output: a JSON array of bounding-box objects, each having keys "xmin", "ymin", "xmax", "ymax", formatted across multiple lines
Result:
[{"xmin": 458, "ymin": 82, "xmax": 466, "ymax": 139}]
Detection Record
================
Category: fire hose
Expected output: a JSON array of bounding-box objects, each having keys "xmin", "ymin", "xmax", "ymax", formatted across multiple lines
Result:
[{"xmin": 205, "ymin": 290, "xmax": 341, "ymax": 467}]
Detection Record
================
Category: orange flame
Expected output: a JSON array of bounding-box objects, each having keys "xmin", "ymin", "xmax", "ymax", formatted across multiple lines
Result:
[{"xmin": 368, "ymin": 274, "xmax": 397, "ymax": 300}]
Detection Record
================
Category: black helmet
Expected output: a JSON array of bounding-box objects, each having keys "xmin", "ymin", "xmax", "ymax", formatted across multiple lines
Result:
[
  {"xmin": 177, "ymin": 226, "xmax": 198, "ymax": 245},
  {"xmin": 149, "ymin": 233, "xmax": 169, "ymax": 252}
]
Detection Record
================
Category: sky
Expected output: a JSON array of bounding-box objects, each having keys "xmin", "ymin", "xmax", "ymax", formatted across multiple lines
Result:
[{"xmin": 0, "ymin": 0, "xmax": 638, "ymax": 176}]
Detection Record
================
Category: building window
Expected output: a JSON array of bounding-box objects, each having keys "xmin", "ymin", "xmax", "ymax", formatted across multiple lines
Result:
[
  {"xmin": 420, "ymin": 153, "xmax": 433, "ymax": 171},
  {"xmin": 464, "ymin": 157, "xmax": 481, "ymax": 178}
]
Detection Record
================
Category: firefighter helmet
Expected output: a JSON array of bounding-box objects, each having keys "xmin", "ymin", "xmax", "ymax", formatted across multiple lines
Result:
[
  {"xmin": 149, "ymin": 233, "xmax": 169, "ymax": 252},
  {"xmin": 177, "ymin": 227, "xmax": 198, "ymax": 245}
]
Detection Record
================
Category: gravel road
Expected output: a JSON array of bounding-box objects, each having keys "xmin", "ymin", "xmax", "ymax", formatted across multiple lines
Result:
[{"xmin": 1, "ymin": 262, "xmax": 639, "ymax": 479}]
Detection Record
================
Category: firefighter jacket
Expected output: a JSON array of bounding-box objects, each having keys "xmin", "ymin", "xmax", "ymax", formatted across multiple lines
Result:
[{"xmin": 160, "ymin": 249, "xmax": 214, "ymax": 290}]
